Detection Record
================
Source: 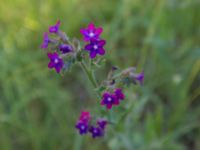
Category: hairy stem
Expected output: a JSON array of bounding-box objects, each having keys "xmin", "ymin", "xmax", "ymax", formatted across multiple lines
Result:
[
  {"xmin": 80, "ymin": 61, "xmax": 115, "ymax": 123},
  {"xmin": 80, "ymin": 61, "xmax": 101, "ymax": 97}
]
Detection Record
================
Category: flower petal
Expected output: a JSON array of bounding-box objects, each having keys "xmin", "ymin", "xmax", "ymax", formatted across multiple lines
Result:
[
  {"xmin": 101, "ymin": 100, "xmax": 105, "ymax": 105},
  {"xmin": 88, "ymin": 23, "xmax": 95, "ymax": 30},
  {"xmin": 55, "ymin": 66, "xmax": 61, "ymax": 73},
  {"xmin": 98, "ymin": 40, "xmax": 106, "ymax": 46},
  {"xmin": 98, "ymin": 48, "xmax": 105, "ymax": 55},
  {"xmin": 113, "ymin": 99, "xmax": 119, "ymax": 105},
  {"xmin": 80, "ymin": 28, "xmax": 85, "ymax": 34},
  {"xmin": 90, "ymin": 51, "xmax": 97, "ymax": 59},
  {"xmin": 103, "ymin": 92, "xmax": 110, "ymax": 98},
  {"xmin": 85, "ymin": 44, "xmax": 93, "ymax": 50},
  {"xmin": 47, "ymin": 53, "xmax": 53, "ymax": 58},
  {"xmin": 48, "ymin": 62, "xmax": 54, "ymax": 68},
  {"xmin": 107, "ymin": 104, "xmax": 112, "ymax": 109},
  {"xmin": 83, "ymin": 37, "xmax": 90, "ymax": 41},
  {"xmin": 49, "ymin": 20, "xmax": 60, "ymax": 33},
  {"xmin": 95, "ymin": 27, "xmax": 103, "ymax": 35}
]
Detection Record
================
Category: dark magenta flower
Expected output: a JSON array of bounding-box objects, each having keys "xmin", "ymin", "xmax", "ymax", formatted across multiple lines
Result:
[
  {"xmin": 114, "ymin": 88, "xmax": 125, "ymax": 101},
  {"xmin": 41, "ymin": 32, "xmax": 50, "ymax": 49},
  {"xmin": 79, "ymin": 111, "xmax": 91, "ymax": 123},
  {"xmin": 89, "ymin": 126, "xmax": 103, "ymax": 138},
  {"xmin": 85, "ymin": 39, "xmax": 106, "ymax": 59},
  {"xmin": 97, "ymin": 119, "xmax": 107, "ymax": 130},
  {"xmin": 80, "ymin": 23, "xmax": 103, "ymax": 41},
  {"xmin": 75, "ymin": 121, "xmax": 89, "ymax": 135},
  {"xmin": 47, "ymin": 52, "xmax": 64, "ymax": 73},
  {"xmin": 101, "ymin": 92, "xmax": 119, "ymax": 109},
  {"xmin": 49, "ymin": 20, "xmax": 60, "ymax": 33},
  {"xmin": 59, "ymin": 44, "xmax": 73, "ymax": 54},
  {"xmin": 136, "ymin": 71, "xmax": 144, "ymax": 85}
]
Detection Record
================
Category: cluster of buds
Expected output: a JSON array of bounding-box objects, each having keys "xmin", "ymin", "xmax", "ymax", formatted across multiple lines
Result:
[
  {"xmin": 41, "ymin": 21, "xmax": 144, "ymax": 138},
  {"xmin": 75, "ymin": 111, "xmax": 107, "ymax": 138},
  {"xmin": 120, "ymin": 67, "xmax": 144, "ymax": 86}
]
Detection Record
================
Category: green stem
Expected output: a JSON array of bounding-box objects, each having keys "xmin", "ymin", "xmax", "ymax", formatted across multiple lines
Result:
[
  {"xmin": 80, "ymin": 61, "xmax": 101, "ymax": 97},
  {"xmin": 80, "ymin": 61, "xmax": 114, "ymax": 123}
]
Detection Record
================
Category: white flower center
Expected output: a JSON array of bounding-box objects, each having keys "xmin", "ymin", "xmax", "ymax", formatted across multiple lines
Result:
[
  {"xmin": 54, "ymin": 59, "xmax": 59, "ymax": 63},
  {"xmin": 93, "ymin": 45, "xmax": 98, "ymax": 49},
  {"xmin": 89, "ymin": 32, "xmax": 94, "ymax": 37},
  {"xmin": 81, "ymin": 125, "xmax": 85, "ymax": 130},
  {"xmin": 107, "ymin": 97, "xmax": 112, "ymax": 102}
]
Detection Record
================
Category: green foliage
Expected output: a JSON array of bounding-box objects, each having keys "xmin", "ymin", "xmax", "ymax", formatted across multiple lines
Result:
[{"xmin": 0, "ymin": 0, "xmax": 200, "ymax": 149}]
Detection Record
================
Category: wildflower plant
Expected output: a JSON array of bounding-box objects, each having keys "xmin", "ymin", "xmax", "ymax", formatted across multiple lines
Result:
[{"xmin": 41, "ymin": 21, "xmax": 144, "ymax": 138}]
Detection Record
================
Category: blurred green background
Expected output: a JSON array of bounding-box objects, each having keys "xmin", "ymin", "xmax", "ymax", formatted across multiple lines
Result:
[{"xmin": 0, "ymin": 0, "xmax": 200, "ymax": 149}]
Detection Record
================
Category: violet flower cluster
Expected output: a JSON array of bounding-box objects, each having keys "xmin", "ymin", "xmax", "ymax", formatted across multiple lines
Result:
[
  {"xmin": 40, "ymin": 21, "xmax": 144, "ymax": 138},
  {"xmin": 80, "ymin": 23, "xmax": 106, "ymax": 59},
  {"xmin": 75, "ymin": 111, "xmax": 107, "ymax": 138},
  {"xmin": 41, "ymin": 20, "xmax": 74, "ymax": 73}
]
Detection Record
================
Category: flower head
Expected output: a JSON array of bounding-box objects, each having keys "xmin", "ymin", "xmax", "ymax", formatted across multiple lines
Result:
[
  {"xmin": 114, "ymin": 88, "xmax": 125, "ymax": 100},
  {"xmin": 41, "ymin": 32, "xmax": 50, "ymax": 49},
  {"xmin": 89, "ymin": 126, "xmax": 103, "ymax": 138},
  {"xmin": 85, "ymin": 39, "xmax": 106, "ymax": 59},
  {"xmin": 59, "ymin": 44, "xmax": 73, "ymax": 54},
  {"xmin": 49, "ymin": 20, "xmax": 60, "ymax": 33},
  {"xmin": 75, "ymin": 121, "xmax": 89, "ymax": 135},
  {"xmin": 101, "ymin": 92, "xmax": 119, "ymax": 109},
  {"xmin": 136, "ymin": 71, "xmax": 144, "ymax": 85},
  {"xmin": 97, "ymin": 119, "xmax": 107, "ymax": 130},
  {"xmin": 47, "ymin": 52, "xmax": 64, "ymax": 73},
  {"xmin": 75, "ymin": 111, "xmax": 108, "ymax": 138},
  {"xmin": 79, "ymin": 111, "xmax": 91, "ymax": 123},
  {"xmin": 80, "ymin": 23, "xmax": 103, "ymax": 41}
]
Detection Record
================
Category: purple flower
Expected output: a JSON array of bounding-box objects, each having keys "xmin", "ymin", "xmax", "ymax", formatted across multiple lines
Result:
[
  {"xmin": 59, "ymin": 44, "xmax": 72, "ymax": 54},
  {"xmin": 47, "ymin": 52, "xmax": 64, "ymax": 73},
  {"xmin": 114, "ymin": 88, "xmax": 125, "ymax": 101},
  {"xmin": 85, "ymin": 39, "xmax": 106, "ymax": 59},
  {"xmin": 136, "ymin": 71, "xmax": 144, "ymax": 85},
  {"xmin": 80, "ymin": 23, "xmax": 103, "ymax": 41},
  {"xmin": 79, "ymin": 111, "xmax": 91, "ymax": 123},
  {"xmin": 89, "ymin": 126, "xmax": 103, "ymax": 138},
  {"xmin": 97, "ymin": 119, "xmax": 107, "ymax": 130},
  {"xmin": 41, "ymin": 32, "xmax": 50, "ymax": 49},
  {"xmin": 101, "ymin": 92, "xmax": 119, "ymax": 109},
  {"xmin": 49, "ymin": 20, "xmax": 60, "ymax": 33},
  {"xmin": 75, "ymin": 121, "xmax": 89, "ymax": 135}
]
